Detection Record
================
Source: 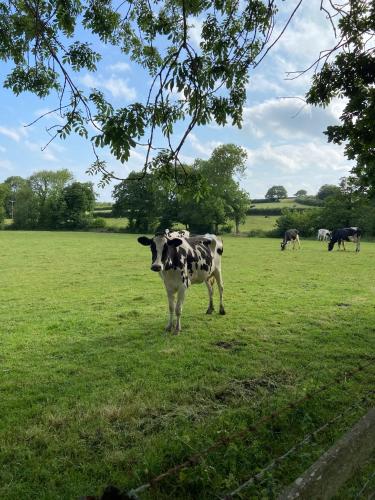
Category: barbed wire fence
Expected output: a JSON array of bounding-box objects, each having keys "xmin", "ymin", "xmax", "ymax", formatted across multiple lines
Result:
[
  {"xmin": 86, "ymin": 357, "xmax": 375, "ymax": 500},
  {"xmin": 221, "ymin": 389, "xmax": 375, "ymax": 499}
]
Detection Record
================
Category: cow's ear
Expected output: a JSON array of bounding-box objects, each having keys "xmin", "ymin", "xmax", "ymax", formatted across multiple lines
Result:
[
  {"xmin": 167, "ymin": 238, "xmax": 182, "ymax": 247},
  {"xmin": 138, "ymin": 236, "xmax": 151, "ymax": 246}
]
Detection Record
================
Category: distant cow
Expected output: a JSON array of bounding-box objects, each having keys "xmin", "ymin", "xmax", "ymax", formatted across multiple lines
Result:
[
  {"xmin": 281, "ymin": 229, "xmax": 301, "ymax": 251},
  {"xmin": 318, "ymin": 229, "xmax": 331, "ymax": 241},
  {"xmin": 165, "ymin": 228, "xmax": 190, "ymax": 239},
  {"xmin": 328, "ymin": 227, "xmax": 361, "ymax": 252},
  {"xmin": 138, "ymin": 231, "xmax": 225, "ymax": 333}
]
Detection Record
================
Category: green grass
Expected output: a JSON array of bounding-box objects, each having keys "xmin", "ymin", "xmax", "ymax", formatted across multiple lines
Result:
[
  {"xmin": 0, "ymin": 232, "xmax": 374, "ymax": 499},
  {"xmin": 103, "ymin": 217, "xmax": 129, "ymax": 229},
  {"xmin": 239, "ymin": 215, "xmax": 277, "ymax": 232},
  {"xmin": 251, "ymin": 198, "xmax": 316, "ymax": 209},
  {"xmin": 104, "ymin": 215, "xmax": 275, "ymax": 233}
]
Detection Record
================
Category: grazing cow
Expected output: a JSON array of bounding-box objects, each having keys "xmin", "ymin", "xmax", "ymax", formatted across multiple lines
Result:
[
  {"xmin": 328, "ymin": 227, "xmax": 361, "ymax": 252},
  {"xmin": 318, "ymin": 228, "xmax": 331, "ymax": 241},
  {"xmin": 281, "ymin": 229, "xmax": 301, "ymax": 251},
  {"xmin": 138, "ymin": 232, "xmax": 225, "ymax": 333}
]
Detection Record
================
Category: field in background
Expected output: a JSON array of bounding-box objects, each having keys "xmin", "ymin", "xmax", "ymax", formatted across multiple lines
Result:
[
  {"xmin": 250, "ymin": 197, "xmax": 317, "ymax": 210},
  {"xmin": 1, "ymin": 231, "xmax": 374, "ymax": 499},
  {"xmin": 239, "ymin": 214, "xmax": 277, "ymax": 232}
]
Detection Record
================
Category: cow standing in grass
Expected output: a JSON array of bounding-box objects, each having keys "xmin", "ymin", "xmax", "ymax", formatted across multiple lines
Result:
[
  {"xmin": 328, "ymin": 227, "xmax": 361, "ymax": 252},
  {"xmin": 318, "ymin": 228, "xmax": 331, "ymax": 241},
  {"xmin": 138, "ymin": 231, "xmax": 225, "ymax": 333},
  {"xmin": 281, "ymin": 229, "xmax": 301, "ymax": 251}
]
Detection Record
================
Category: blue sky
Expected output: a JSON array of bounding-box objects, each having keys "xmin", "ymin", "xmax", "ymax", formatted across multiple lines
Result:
[{"xmin": 0, "ymin": 1, "xmax": 351, "ymax": 201}]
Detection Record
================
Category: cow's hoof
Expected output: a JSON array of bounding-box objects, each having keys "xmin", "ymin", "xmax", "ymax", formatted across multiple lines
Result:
[
  {"xmin": 165, "ymin": 324, "xmax": 173, "ymax": 332},
  {"xmin": 206, "ymin": 308, "xmax": 214, "ymax": 314},
  {"xmin": 219, "ymin": 307, "xmax": 226, "ymax": 315},
  {"xmin": 173, "ymin": 328, "xmax": 181, "ymax": 335}
]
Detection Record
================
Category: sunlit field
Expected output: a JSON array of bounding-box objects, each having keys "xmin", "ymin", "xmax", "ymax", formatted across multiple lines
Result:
[{"xmin": 1, "ymin": 232, "xmax": 374, "ymax": 499}]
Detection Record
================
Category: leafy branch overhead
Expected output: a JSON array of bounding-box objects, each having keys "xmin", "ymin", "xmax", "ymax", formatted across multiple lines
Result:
[
  {"xmin": 0, "ymin": 0, "xmax": 298, "ymax": 183},
  {"xmin": 305, "ymin": 0, "xmax": 375, "ymax": 196}
]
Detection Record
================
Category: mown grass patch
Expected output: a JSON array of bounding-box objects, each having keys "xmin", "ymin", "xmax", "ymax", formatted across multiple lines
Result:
[{"xmin": 0, "ymin": 232, "xmax": 374, "ymax": 499}]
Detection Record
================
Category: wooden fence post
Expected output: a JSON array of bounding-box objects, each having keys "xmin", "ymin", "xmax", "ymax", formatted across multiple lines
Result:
[{"xmin": 278, "ymin": 407, "xmax": 375, "ymax": 500}]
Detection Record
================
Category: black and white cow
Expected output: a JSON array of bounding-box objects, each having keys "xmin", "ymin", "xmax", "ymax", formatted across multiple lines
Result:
[
  {"xmin": 317, "ymin": 228, "xmax": 331, "ymax": 241},
  {"xmin": 165, "ymin": 229, "xmax": 190, "ymax": 239},
  {"xmin": 281, "ymin": 229, "xmax": 301, "ymax": 251},
  {"xmin": 138, "ymin": 232, "xmax": 225, "ymax": 333},
  {"xmin": 328, "ymin": 227, "xmax": 361, "ymax": 252}
]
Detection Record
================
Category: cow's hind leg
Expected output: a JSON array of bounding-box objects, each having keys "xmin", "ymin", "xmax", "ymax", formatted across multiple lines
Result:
[
  {"xmin": 213, "ymin": 269, "xmax": 225, "ymax": 315},
  {"xmin": 205, "ymin": 277, "xmax": 215, "ymax": 314},
  {"xmin": 175, "ymin": 286, "xmax": 186, "ymax": 333},
  {"xmin": 165, "ymin": 288, "xmax": 176, "ymax": 332}
]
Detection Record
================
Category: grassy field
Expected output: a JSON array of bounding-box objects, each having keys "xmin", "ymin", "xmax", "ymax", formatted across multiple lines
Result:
[
  {"xmin": 103, "ymin": 215, "xmax": 276, "ymax": 233},
  {"xmin": 251, "ymin": 198, "xmax": 316, "ymax": 210},
  {"xmin": 1, "ymin": 232, "xmax": 374, "ymax": 499},
  {"xmin": 239, "ymin": 215, "xmax": 277, "ymax": 232}
]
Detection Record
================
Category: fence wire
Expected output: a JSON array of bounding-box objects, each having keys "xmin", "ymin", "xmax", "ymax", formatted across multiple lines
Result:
[
  {"xmin": 122, "ymin": 357, "xmax": 374, "ymax": 499},
  {"xmin": 82, "ymin": 357, "xmax": 374, "ymax": 499},
  {"xmin": 221, "ymin": 389, "xmax": 375, "ymax": 499}
]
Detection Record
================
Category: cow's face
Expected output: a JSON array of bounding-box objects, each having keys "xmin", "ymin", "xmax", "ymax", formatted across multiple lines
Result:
[
  {"xmin": 280, "ymin": 241, "xmax": 287, "ymax": 251},
  {"xmin": 138, "ymin": 235, "xmax": 183, "ymax": 271},
  {"xmin": 328, "ymin": 240, "xmax": 334, "ymax": 251}
]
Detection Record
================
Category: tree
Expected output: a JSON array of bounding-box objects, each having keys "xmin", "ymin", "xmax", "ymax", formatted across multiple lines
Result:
[
  {"xmin": 227, "ymin": 188, "xmax": 251, "ymax": 234},
  {"xmin": 316, "ymin": 184, "xmax": 341, "ymax": 201},
  {"xmin": 180, "ymin": 144, "xmax": 249, "ymax": 232},
  {"xmin": 294, "ymin": 189, "xmax": 307, "ymax": 197},
  {"xmin": 28, "ymin": 169, "xmax": 74, "ymax": 228},
  {"xmin": 63, "ymin": 182, "xmax": 96, "ymax": 228},
  {"xmin": 306, "ymin": 0, "xmax": 375, "ymax": 196},
  {"xmin": 112, "ymin": 172, "xmax": 162, "ymax": 232},
  {"xmin": 265, "ymin": 185, "xmax": 287, "ymax": 201},
  {"xmin": 3, "ymin": 176, "xmax": 27, "ymax": 217},
  {"xmin": 13, "ymin": 184, "xmax": 40, "ymax": 229},
  {"xmin": 0, "ymin": 183, "xmax": 7, "ymax": 225},
  {"xmin": 0, "ymin": 1, "xmax": 301, "ymax": 186}
]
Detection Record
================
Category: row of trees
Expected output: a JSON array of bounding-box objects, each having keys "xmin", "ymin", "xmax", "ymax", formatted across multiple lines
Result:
[
  {"xmin": 0, "ymin": 171, "xmax": 97, "ymax": 229},
  {"xmin": 112, "ymin": 144, "xmax": 251, "ymax": 233}
]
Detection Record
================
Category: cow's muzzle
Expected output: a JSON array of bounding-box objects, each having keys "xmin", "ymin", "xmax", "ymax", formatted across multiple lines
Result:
[{"xmin": 151, "ymin": 264, "xmax": 162, "ymax": 272}]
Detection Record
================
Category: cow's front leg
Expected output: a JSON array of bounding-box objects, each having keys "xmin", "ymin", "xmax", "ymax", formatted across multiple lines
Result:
[
  {"xmin": 165, "ymin": 288, "xmax": 176, "ymax": 332},
  {"xmin": 205, "ymin": 277, "xmax": 215, "ymax": 314},
  {"xmin": 174, "ymin": 285, "xmax": 186, "ymax": 333}
]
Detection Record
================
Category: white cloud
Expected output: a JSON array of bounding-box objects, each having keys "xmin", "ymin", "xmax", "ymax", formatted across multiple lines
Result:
[
  {"xmin": 81, "ymin": 73, "xmax": 136, "ymax": 100},
  {"xmin": 0, "ymin": 125, "xmax": 22, "ymax": 142},
  {"xmin": 0, "ymin": 159, "xmax": 13, "ymax": 171},
  {"xmin": 188, "ymin": 133, "xmax": 222, "ymax": 157},
  {"xmin": 242, "ymin": 140, "xmax": 352, "ymax": 198},
  {"xmin": 24, "ymin": 140, "xmax": 65, "ymax": 162},
  {"xmin": 188, "ymin": 17, "xmax": 203, "ymax": 47},
  {"xmin": 108, "ymin": 62, "xmax": 131, "ymax": 73},
  {"xmin": 242, "ymin": 98, "xmax": 340, "ymax": 142}
]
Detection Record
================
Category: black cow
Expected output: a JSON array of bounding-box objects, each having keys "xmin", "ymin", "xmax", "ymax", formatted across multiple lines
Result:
[
  {"xmin": 281, "ymin": 229, "xmax": 301, "ymax": 251},
  {"xmin": 328, "ymin": 227, "xmax": 361, "ymax": 252},
  {"xmin": 138, "ymin": 231, "xmax": 225, "ymax": 333}
]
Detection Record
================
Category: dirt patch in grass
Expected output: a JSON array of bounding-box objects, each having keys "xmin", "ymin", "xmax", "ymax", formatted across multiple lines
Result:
[
  {"xmin": 213, "ymin": 339, "xmax": 247, "ymax": 350},
  {"xmin": 214, "ymin": 371, "xmax": 295, "ymax": 403}
]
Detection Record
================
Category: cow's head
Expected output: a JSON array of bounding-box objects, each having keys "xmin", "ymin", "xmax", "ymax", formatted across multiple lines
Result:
[
  {"xmin": 280, "ymin": 241, "xmax": 287, "ymax": 251},
  {"xmin": 328, "ymin": 239, "xmax": 334, "ymax": 251},
  {"xmin": 138, "ymin": 235, "xmax": 183, "ymax": 272}
]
